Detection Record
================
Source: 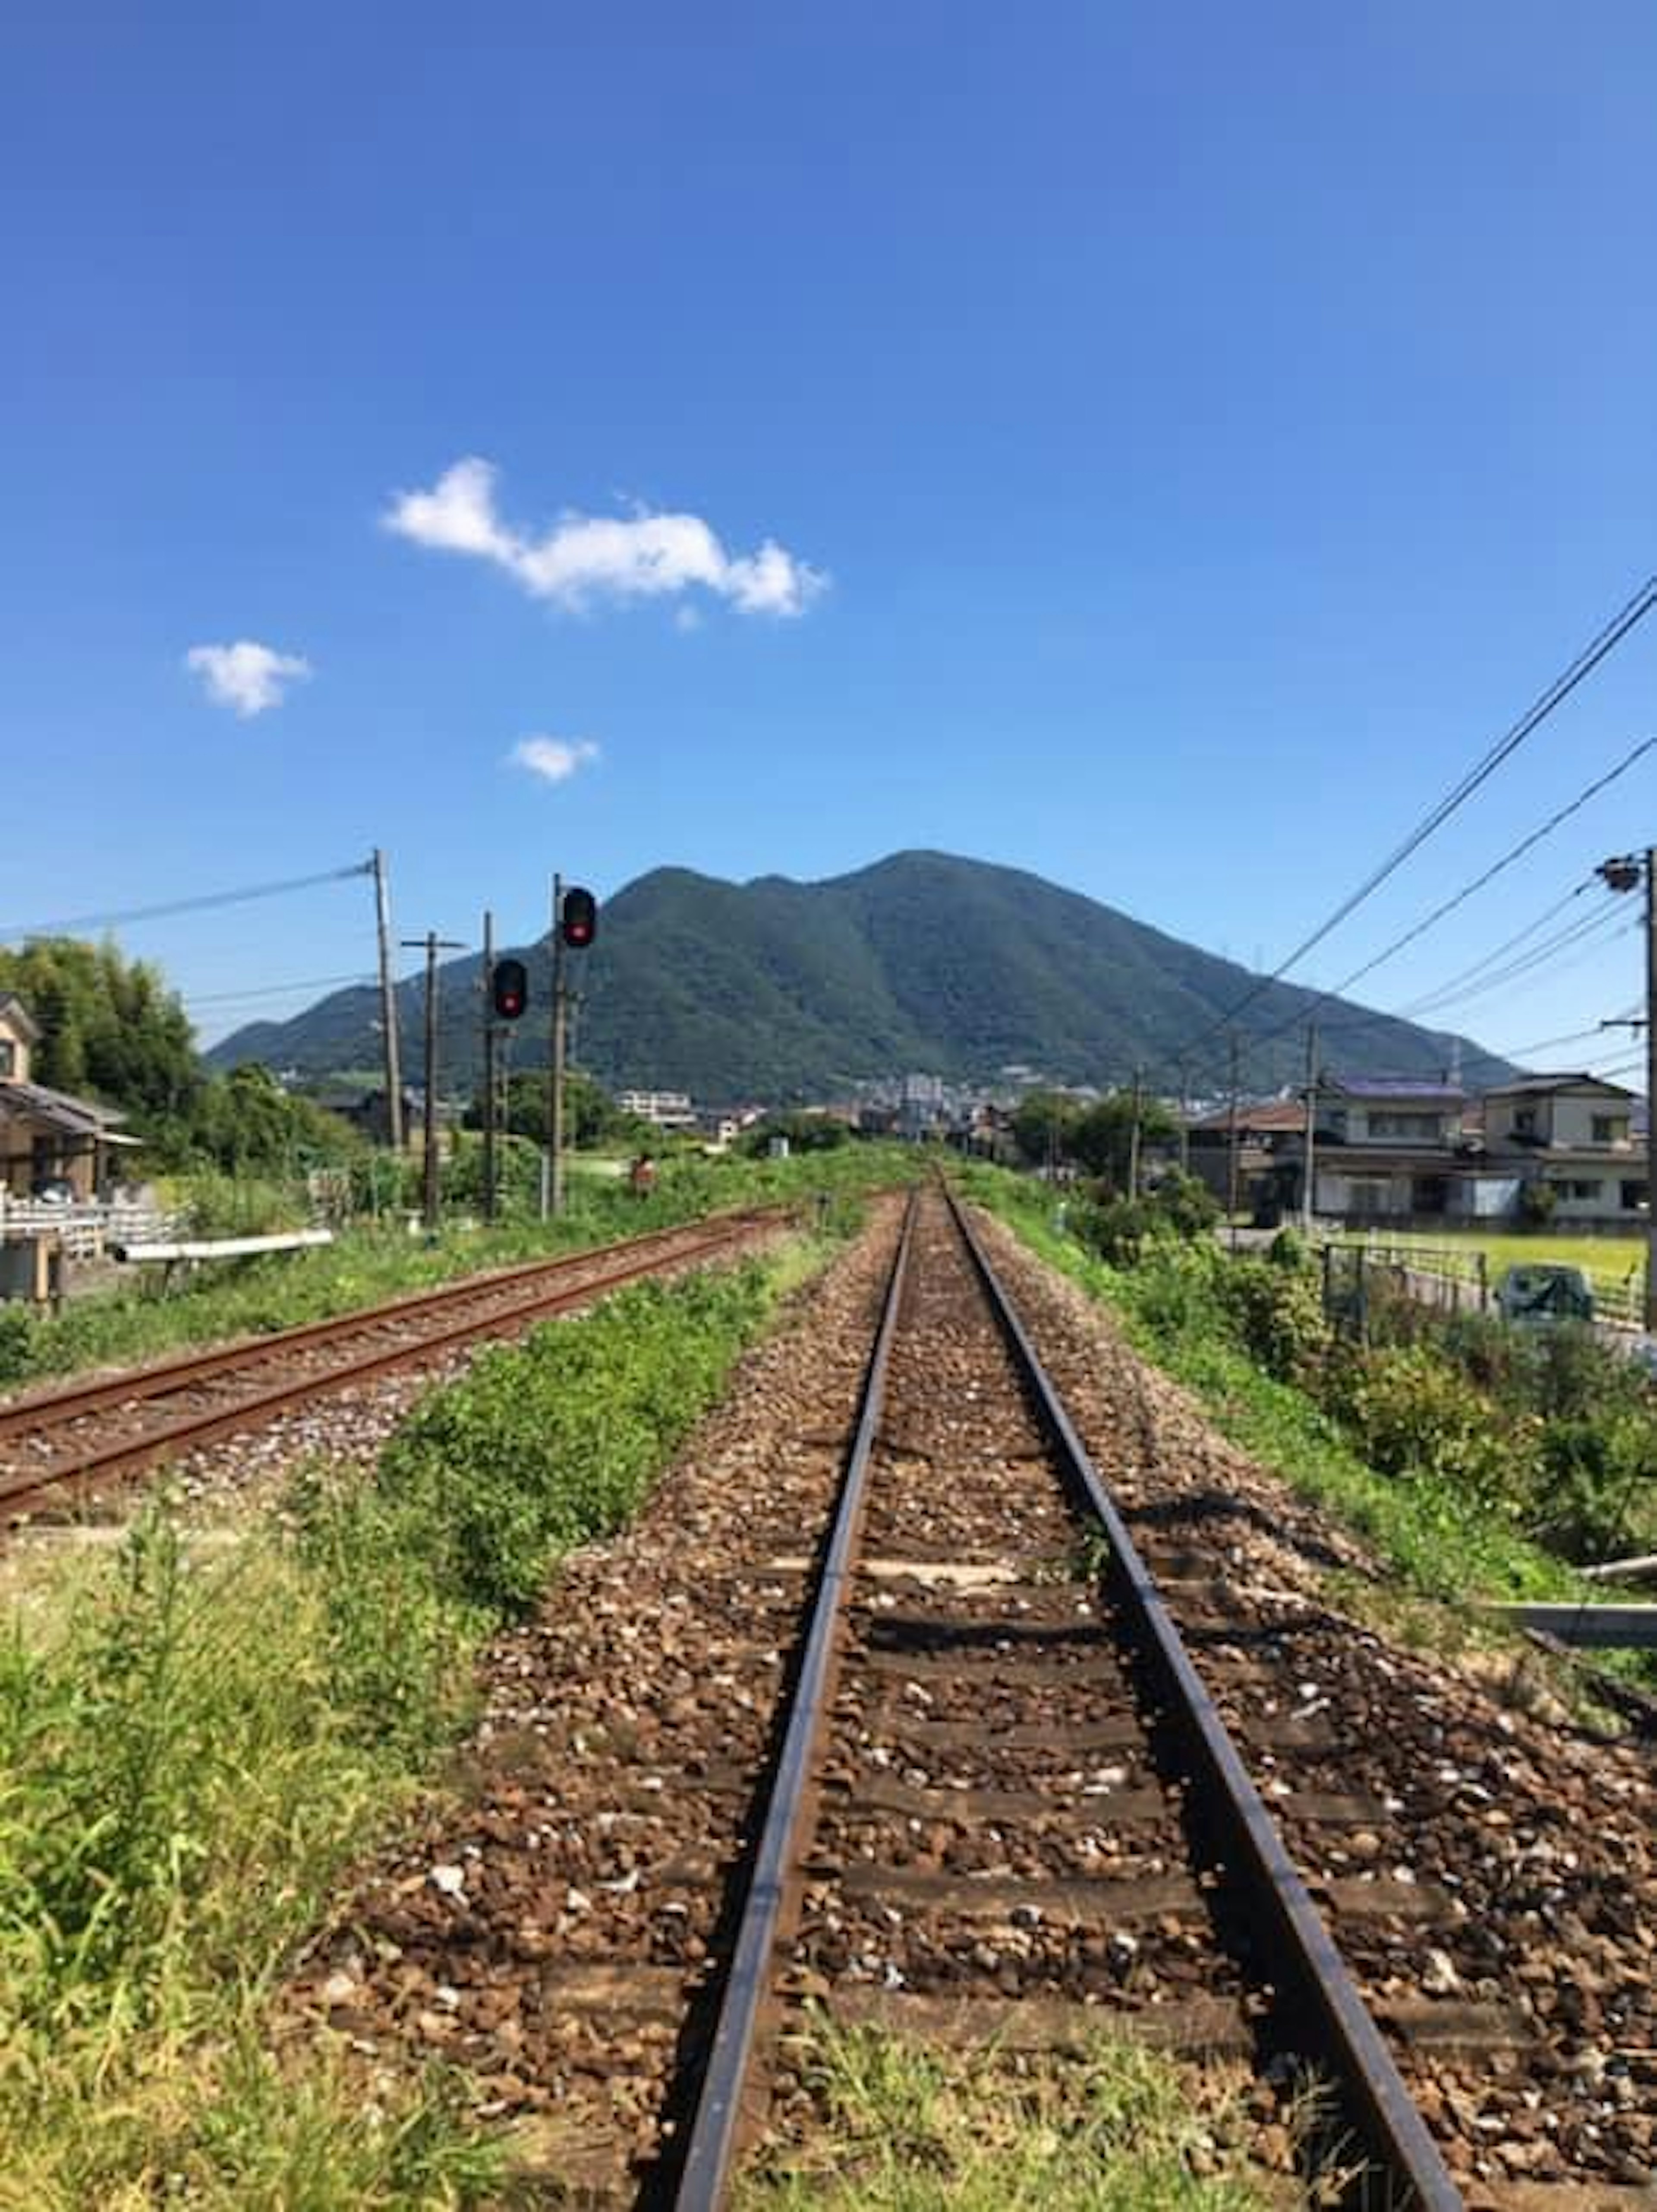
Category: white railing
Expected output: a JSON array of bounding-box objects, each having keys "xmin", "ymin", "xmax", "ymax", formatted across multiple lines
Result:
[{"xmin": 0, "ymin": 1196, "xmax": 173, "ymax": 1259}]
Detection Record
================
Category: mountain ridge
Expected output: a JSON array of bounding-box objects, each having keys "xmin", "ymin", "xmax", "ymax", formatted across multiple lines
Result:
[{"xmin": 208, "ymin": 849, "xmax": 1519, "ymax": 1100}]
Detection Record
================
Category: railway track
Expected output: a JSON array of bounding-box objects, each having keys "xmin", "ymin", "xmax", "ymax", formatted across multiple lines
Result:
[
  {"xmin": 285, "ymin": 1186, "xmax": 1655, "ymax": 2209},
  {"xmin": 0, "ymin": 1209, "xmax": 784, "ymax": 1517},
  {"xmin": 668, "ymin": 1185, "xmax": 1459, "ymax": 2208}
]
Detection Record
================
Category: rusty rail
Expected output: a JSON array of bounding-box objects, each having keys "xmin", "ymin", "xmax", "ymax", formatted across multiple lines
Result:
[
  {"xmin": 948, "ymin": 1190, "xmax": 1462, "ymax": 2211},
  {"xmin": 672, "ymin": 1190, "xmax": 918, "ymax": 2207},
  {"xmin": 667, "ymin": 1188, "xmax": 1463, "ymax": 2210},
  {"xmin": 0, "ymin": 1209, "xmax": 785, "ymax": 1514}
]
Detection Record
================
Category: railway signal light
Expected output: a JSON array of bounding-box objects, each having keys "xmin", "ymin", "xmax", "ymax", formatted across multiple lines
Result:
[
  {"xmin": 491, "ymin": 956, "xmax": 529, "ymax": 1021},
  {"xmin": 561, "ymin": 885, "xmax": 597, "ymax": 949}
]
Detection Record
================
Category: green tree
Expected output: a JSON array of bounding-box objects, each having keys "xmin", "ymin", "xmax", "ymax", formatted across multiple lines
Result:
[
  {"xmin": 743, "ymin": 1111, "xmax": 850, "ymax": 1156},
  {"xmin": 0, "ymin": 938, "xmax": 201, "ymax": 1132},
  {"xmin": 188, "ymin": 1063, "xmax": 362, "ymax": 1177},
  {"xmin": 470, "ymin": 1070, "xmax": 644, "ymax": 1149},
  {"xmin": 1071, "ymin": 1091, "xmax": 1177, "ymax": 1188},
  {"xmin": 1010, "ymin": 1090, "xmax": 1084, "ymax": 1168}
]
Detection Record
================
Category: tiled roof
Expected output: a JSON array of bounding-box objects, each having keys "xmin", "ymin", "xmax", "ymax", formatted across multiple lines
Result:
[
  {"xmin": 1483, "ymin": 1072, "xmax": 1637, "ymax": 1098},
  {"xmin": 0, "ymin": 1080, "xmax": 135, "ymax": 1141},
  {"xmin": 1325, "ymin": 1075, "xmax": 1465, "ymax": 1102},
  {"xmin": 1187, "ymin": 1099, "xmax": 1307, "ymax": 1134}
]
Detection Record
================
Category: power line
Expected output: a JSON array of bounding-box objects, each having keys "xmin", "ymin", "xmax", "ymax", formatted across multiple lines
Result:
[
  {"xmin": 1397, "ymin": 898, "xmax": 1631, "ymax": 1021},
  {"xmin": 0, "ymin": 858, "xmax": 375, "ymax": 944},
  {"xmin": 183, "ymin": 971, "xmax": 377, "ymax": 1010},
  {"xmin": 1184, "ymin": 573, "xmax": 1657, "ymax": 1046},
  {"xmin": 1382, "ymin": 880, "xmax": 1593, "ymax": 1019},
  {"xmin": 1315, "ymin": 738, "xmax": 1653, "ymax": 1010}
]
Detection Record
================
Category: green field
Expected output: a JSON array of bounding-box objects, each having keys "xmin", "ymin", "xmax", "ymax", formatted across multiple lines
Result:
[{"xmin": 1336, "ymin": 1226, "xmax": 1648, "ymax": 1309}]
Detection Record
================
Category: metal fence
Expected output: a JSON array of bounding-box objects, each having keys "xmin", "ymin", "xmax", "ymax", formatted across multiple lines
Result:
[{"xmin": 1323, "ymin": 1235, "xmax": 1645, "ymax": 1335}]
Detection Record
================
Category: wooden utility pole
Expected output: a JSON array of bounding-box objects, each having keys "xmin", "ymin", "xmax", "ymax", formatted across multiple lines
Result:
[
  {"xmin": 1127, "ymin": 1063, "xmax": 1144, "ymax": 1198},
  {"xmin": 402, "ymin": 929, "xmax": 463, "ymax": 1231},
  {"xmin": 1597, "ymin": 850, "xmax": 1657, "ymax": 1331},
  {"xmin": 1646, "ymin": 848, "xmax": 1657, "ymax": 1332},
  {"xmin": 481, "ymin": 910, "xmax": 497, "ymax": 1224},
  {"xmin": 372, "ymin": 849, "xmax": 404, "ymax": 1151},
  {"xmin": 1301, "ymin": 1022, "xmax": 1319, "ymax": 1239},
  {"xmin": 1176, "ymin": 1056, "xmax": 1190, "ymax": 1177},
  {"xmin": 1226, "ymin": 1032, "xmax": 1241, "ymax": 1251},
  {"xmin": 545, "ymin": 873, "xmax": 568, "ymax": 1220}
]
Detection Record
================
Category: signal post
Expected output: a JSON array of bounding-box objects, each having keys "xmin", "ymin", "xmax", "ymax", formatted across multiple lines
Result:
[{"xmin": 545, "ymin": 877, "xmax": 598, "ymax": 1220}]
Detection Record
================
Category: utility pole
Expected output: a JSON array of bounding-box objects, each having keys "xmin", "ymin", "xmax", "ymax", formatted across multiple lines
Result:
[
  {"xmin": 1176, "ymin": 1056, "xmax": 1190, "ymax": 1177},
  {"xmin": 1301, "ymin": 1021, "xmax": 1319, "ymax": 1239},
  {"xmin": 481, "ymin": 909, "xmax": 497, "ymax": 1224},
  {"xmin": 372, "ymin": 849, "xmax": 404, "ymax": 1152},
  {"xmin": 1127, "ymin": 1063, "xmax": 1144, "ymax": 1198},
  {"xmin": 1597, "ymin": 851, "xmax": 1657, "ymax": 1331},
  {"xmin": 402, "ymin": 929, "xmax": 464, "ymax": 1232},
  {"xmin": 1226, "ymin": 1032, "xmax": 1241, "ymax": 1252},
  {"xmin": 545, "ymin": 872, "xmax": 567, "ymax": 1220}
]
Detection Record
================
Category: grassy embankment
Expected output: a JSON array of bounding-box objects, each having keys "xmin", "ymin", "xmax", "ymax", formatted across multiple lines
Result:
[
  {"xmin": 0, "ymin": 1153, "xmax": 888, "ymax": 2206},
  {"xmin": 0, "ymin": 1142, "xmax": 912, "ymax": 1393},
  {"xmin": 955, "ymin": 1162, "xmax": 1650, "ymax": 1647}
]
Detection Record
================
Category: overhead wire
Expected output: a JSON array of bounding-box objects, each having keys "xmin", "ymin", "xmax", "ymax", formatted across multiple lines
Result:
[
  {"xmin": 183, "ymin": 971, "xmax": 378, "ymax": 1010},
  {"xmin": 1179, "ymin": 573, "xmax": 1657, "ymax": 1050},
  {"xmin": 1396, "ymin": 898, "xmax": 1632, "ymax": 1020},
  {"xmin": 0, "ymin": 858, "xmax": 375, "ymax": 944}
]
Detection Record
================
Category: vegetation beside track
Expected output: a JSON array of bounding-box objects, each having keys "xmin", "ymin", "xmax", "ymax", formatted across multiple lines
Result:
[
  {"xmin": 738, "ymin": 2021, "xmax": 1297, "ymax": 2210},
  {"xmin": 0, "ymin": 1140, "xmax": 911, "ymax": 1392},
  {"xmin": 955, "ymin": 1164, "xmax": 1656, "ymax": 1680},
  {"xmin": 0, "ymin": 1217, "xmax": 851, "ymax": 2204}
]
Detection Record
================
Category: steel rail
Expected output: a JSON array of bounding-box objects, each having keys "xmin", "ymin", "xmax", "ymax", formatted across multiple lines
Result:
[
  {"xmin": 0, "ymin": 1211, "xmax": 782, "ymax": 1439},
  {"xmin": 947, "ymin": 1190, "xmax": 1464, "ymax": 2212},
  {"xmin": 670, "ymin": 1190, "xmax": 919, "ymax": 2210},
  {"xmin": 0, "ymin": 1213, "xmax": 780, "ymax": 1512}
]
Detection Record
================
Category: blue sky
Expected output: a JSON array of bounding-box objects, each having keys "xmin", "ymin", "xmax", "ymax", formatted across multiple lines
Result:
[{"xmin": 5, "ymin": 3, "xmax": 1655, "ymax": 1081}]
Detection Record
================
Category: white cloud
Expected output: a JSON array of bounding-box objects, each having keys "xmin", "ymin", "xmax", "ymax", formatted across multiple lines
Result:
[
  {"xmin": 510, "ymin": 735, "xmax": 601, "ymax": 784},
  {"xmin": 186, "ymin": 640, "xmax": 312, "ymax": 717},
  {"xmin": 384, "ymin": 457, "xmax": 826, "ymax": 619}
]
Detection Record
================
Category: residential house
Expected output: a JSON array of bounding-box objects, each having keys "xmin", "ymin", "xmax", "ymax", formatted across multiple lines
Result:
[
  {"xmin": 1481, "ymin": 1074, "xmax": 1646, "ymax": 1223},
  {"xmin": 1184, "ymin": 1097, "xmax": 1307, "ymax": 1211},
  {"xmin": 1270, "ymin": 1069, "xmax": 1649, "ymax": 1229},
  {"xmin": 1308, "ymin": 1077, "xmax": 1468, "ymax": 1221},
  {"xmin": 0, "ymin": 994, "xmax": 142, "ymax": 1199}
]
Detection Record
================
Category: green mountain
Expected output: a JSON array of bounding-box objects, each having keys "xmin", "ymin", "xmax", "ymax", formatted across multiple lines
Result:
[{"xmin": 208, "ymin": 850, "xmax": 1516, "ymax": 1100}]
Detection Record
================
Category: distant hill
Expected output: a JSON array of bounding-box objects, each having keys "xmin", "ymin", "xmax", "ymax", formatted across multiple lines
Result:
[{"xmin": 208, "ymin": 850, "xmax": 1518, "ymax": 1100}]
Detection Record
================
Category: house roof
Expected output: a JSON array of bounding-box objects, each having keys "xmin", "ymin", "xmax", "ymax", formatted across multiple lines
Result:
[
  {"xmin": 1187, "ymin": 1098, "xmax": 1307, "ymax": 1135},
  {"xmin": 0, "ymin": 994, "xmax": 41, "ymax": 1044},
  {"xmin": 0, "ymin": 1080, "xmax": 139, "ymax": 1144},
  {"xmin": 1483, "ymin": 1072, "xmax": 1637, "ymax": 1100},
  {"xmin": 1324, "ymin": 1075, "xmax": 1465, "ymax": 1103}
]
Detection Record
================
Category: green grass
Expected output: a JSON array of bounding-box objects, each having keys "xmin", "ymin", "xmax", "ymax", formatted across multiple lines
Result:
[
  {"xmin": 0, "ymin": 1215, "xmax": 853, "ymax": 2204},
  {"xmin": 953, "ymin": 1165, "xmax": 1600, "ymax": 1629},
  {"xmin": 0, "ymin": 1141, "xmax": 913, "ymax": 1393},
  {"xmin": 737, "ymin": 2022, "xmax": 1302, "ymax": 2211},
  {"xmin": 1334, "ymin": 1225, "xmax": 1646, "ymax": 1300}
]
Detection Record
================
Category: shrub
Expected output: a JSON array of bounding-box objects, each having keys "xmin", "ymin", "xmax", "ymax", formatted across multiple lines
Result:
[
  {"xmin": 1530, "ymin": 1414, "xmax": 1651, "ymax": 1562},
  {"xmin": 1326, "ymin": 1344, "xmax": 1528, "ymax": 1512},
  {"xmin": 1147, "ymin": 1171, "xmax": 1220, "ymax": 1239},
  {"xmin": 1218, "ymin": 1258, "xmax": 1332, "ymax": 1384},
  {"xmin": 1517, "ymin": 1180, "xmax": 1557, "ymax": 1227},
  {"xmin": 1266, "ymin": 1226, "xmax": 1306, "ymax": 1271},
  {"xmin": 377, "ymin": 1265, "xmax": 771, "ymax": 1615},
  {"xmin": 0, "ymin": 1303, "xmax": 37, "ymax": 1385}
]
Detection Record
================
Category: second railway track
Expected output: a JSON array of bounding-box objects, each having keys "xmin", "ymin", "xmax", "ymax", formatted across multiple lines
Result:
[{"xmin": 0, "ymin": 1209, "xmax": 785, "ymax": 1517}]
